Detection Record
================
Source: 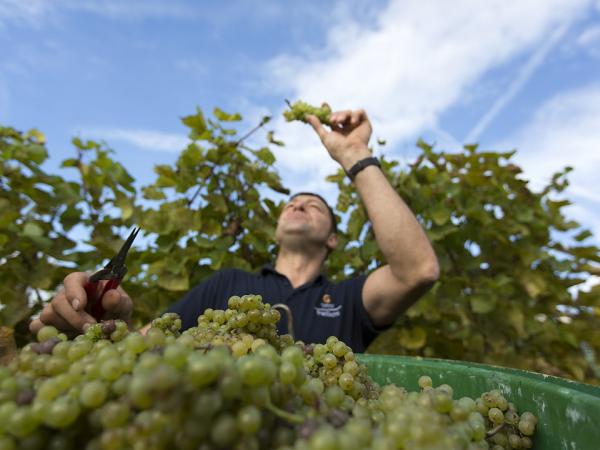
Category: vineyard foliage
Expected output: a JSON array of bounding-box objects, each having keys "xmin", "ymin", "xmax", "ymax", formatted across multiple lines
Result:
[{"xmin": 1, "ymin": 107, "xmax": 599, "ymax": 382}]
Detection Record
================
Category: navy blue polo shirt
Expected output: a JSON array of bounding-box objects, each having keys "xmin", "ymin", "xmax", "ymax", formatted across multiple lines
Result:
[{"xmin": 166, "ymin": 265, "xmax": 383, "ymax": 352}]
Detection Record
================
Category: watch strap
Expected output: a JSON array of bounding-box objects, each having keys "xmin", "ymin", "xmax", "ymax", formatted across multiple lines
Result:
[{"xmin": 346, "ymin": 156, "xmax": 381, "ymax": 181}]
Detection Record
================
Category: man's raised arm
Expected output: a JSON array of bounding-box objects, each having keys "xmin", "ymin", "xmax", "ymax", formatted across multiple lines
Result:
[{"xmin": 307, "ymin": 109, "xmax": 439, "ymax": 327}]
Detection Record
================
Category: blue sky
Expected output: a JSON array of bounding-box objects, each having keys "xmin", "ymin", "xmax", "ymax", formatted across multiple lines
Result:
[{"xmin": 1, "ymin": 0, "xmax": 599, "ymax": 253}]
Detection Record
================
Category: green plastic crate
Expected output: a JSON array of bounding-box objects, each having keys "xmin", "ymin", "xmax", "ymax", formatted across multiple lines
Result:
[{"xmin": 357, "ymin": 354, "xmax": 600, "ymax": 450}]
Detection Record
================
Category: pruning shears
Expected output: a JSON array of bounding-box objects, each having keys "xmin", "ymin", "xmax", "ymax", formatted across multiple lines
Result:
[{"xmin": 84, "ymin": 227, "xmax": 140, "ymax": 320}]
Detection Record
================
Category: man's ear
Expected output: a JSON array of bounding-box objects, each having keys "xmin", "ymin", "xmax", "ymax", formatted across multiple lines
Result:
[{"xmin": 326, "ymin": 233, "xmax": 338, "ymax": 252}]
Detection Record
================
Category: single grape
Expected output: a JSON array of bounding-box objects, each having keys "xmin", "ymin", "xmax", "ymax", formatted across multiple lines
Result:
[
  {"xmin": 279, "ymin": 361, "xmax": 297, "ymax": 385},
  {"xmin": 418, "ymin": 375, "xmax": 433, "ymax": 389},
  {"xmin": 325, "ymin": 385, "xmax": 346, "ymax": 408},
  {"xmin": 37, "ymin": 326, "xmax": 59, "ymax": 343},
  {"xmin": 210, "ymin": 413, "xmax": 238, "ymax": 448},
  {"xmin": 187, "ymin": 354, "xmax": 219, "ymax": 387},
  {"xmin": 237, "ymin": 405, "xmax": 262, "ymax": 435},
  {"xmin": 488, "ymin": 407, "xmax": 504, "ymax": 425},
  {"xmin": 79, "ymin": 380, "xmax": 108, "ymax": 408},
  {"xmin": 338, "ymin": 373, "xmax": 354, "ymax": 392},
  {"xmin": 518, "ymin": 418, "xmax": 536, "ymax": 436},
  {"xmin": 43, "ymin": 396, "xmax": 80, "ymax": 428},
  {"xmin": 508, "ymin": 433, "xmax": 522, "ymax": 449},
  {"xmin": 322, "ymin": 353, "xmax": 338, "ymax": 369},
  {"xmin": 7, "ymin": 405, "xmax": 39, "ymax": 438},
  {"xmin": 99, "ymin": 402, "xmax": 130, "ymax": 428}
]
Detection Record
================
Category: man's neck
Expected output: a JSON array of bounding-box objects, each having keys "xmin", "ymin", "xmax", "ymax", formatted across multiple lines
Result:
[{"xmin": 274, "ymin": 248, "xmax": 326, "ymax": 289}]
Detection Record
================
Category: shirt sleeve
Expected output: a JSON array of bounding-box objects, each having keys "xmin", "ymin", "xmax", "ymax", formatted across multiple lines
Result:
[
  {"xmin": 165, "ymin": 271, "xmax": 225, "ymax": 331},
  {"xmin": 341, "ymin": 274, "xmax": 393, "ymax": 349}
]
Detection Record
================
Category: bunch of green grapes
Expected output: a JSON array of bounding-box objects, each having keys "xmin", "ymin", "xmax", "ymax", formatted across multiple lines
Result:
[
  {"xmin": 474, "ymin": 387, "xmax": 537, "ymax": 449},
  {"xmin": 186, "ymin": 294, "xmax": 291, "ymax": 352},
  {"xmin": 302, "ymin": 335, "xmax": 379, "ymax": 402},
  {"xmin": 150, "ymin": 313, "xmax": 182, "ymax": 337},
  {"xmin": 0, "ymin": 295, "xmax": 538, "ymax": 450},
  {"xmin": 283, "ymin": 100, "xmax": 332, "ymax": 126}
]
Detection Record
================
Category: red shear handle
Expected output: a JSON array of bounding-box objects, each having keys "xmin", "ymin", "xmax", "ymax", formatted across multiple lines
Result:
[{"xmin": 84, "ymin": 278, "xmax": 122, "ymax": 320}]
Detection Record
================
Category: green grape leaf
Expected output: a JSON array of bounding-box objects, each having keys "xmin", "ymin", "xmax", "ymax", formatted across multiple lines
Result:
[
  {"xmin": 213, "ymin": 107, "xmax": 242, "ymax": 122},
  {"xmin": 469, "ymin": 295, "xmax": 496, "ymax": 314},
  {"xmin": 181, "ymin": 108, "xmax": 207, "ymax": 134},
  {"xmin": 431, "ymin": 204, "xmax": 451, "ymax": 226},
  {"xmin": 23, "ymin": 222, "xmax": 44, "ymax": 238}
]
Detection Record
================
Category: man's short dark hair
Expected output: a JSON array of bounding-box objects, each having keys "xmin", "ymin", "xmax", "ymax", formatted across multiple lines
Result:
[{"xmin": 289, "ymin": 192, "xmax": 338, "ymax": 234}]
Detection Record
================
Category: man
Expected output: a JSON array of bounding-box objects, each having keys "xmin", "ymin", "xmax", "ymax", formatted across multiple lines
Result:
[{"xmin": 30, "ymin": 108, "xmax": 439, "ymax": 352}]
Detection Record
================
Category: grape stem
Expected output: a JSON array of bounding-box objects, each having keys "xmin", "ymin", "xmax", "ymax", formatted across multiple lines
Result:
[
  {"xmin": 272, "ymin": 303, "xmax": 294, "ymax": 340},
  {"xmin": 486, "ymin": 422, "xmax": 505, "ymax": 437},
  {"xmin": 266, "ymin": 400, "xmax": 305, "ymax": 425},
  {"xmin": 194, "ymin": 344, "xmax": 213, "ymax": 353}
]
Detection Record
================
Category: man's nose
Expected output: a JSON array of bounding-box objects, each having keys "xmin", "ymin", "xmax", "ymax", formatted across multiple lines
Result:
[{"xmin": 292, "ymin": 203, "xmax": 306, "ymax": 211}]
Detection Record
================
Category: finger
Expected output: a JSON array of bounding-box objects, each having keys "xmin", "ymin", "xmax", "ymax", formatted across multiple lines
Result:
[
  {"xmin": 39, "ymin": 303, "xmax": 78, "ymax": 332},
  {"xmin": 102, "ymin": 288, "xmax": 133, "ymax": 321},
  {"xmin": 51, "ymin": 293, "xmax": 96, "ymax": 331},
  {"xmin": 350, "ymin": 109, "xmax": 367, "ymax": 126},
  {"xmin": 63, "ymin": 272, "xmax": 90, "ymax": 311},
  {"xmin": 29, "ymin": 318, "xmax": 45, "ymax": 335},
  {"xmin": 331, "ymin": 110, "xmax": 352, "ymax": 126},
  {"xmin": 306, "ymin": 115, "xmax": 328, "ymax": 142}
]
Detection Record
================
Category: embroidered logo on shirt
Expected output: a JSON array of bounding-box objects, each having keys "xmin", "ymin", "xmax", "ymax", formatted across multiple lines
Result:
[{"xmin": 315, "ymin": 295, "xmax": 342, "ymax": 318}]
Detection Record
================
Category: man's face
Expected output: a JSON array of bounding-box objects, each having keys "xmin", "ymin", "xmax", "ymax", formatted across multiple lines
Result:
[{"xmin": 275, "ymin": 195, "xmax": 335, "ymax": 249}]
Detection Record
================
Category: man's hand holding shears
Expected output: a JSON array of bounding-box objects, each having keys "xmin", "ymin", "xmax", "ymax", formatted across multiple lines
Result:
[{"xmin": 29, "ymin": 228, "xmax": 139, "ymax": 335}]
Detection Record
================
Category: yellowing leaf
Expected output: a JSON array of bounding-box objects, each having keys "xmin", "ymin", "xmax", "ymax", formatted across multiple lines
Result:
[
  {"xmin": 158, "ymin": 271, "xmax": 189, "ymax": 291},
  {"xmin": 115, "ymin": 196, "xmax": 134, "ymax": 220},
  {"xmin": 398, "ymin": 326, "xmax": 427, "ymax": 350},
  {"xmin": 507, "ymin": 307, "xmax": 526, "ymax": 337},
  {"xmin": 23, "ymin": 222, "xmax": 44, "ymax": 238},
  {"xmin": 520, "ymin": 272, "xmax": 546, "ymax": 298},
  {"xmin": 0, "ymin": 327, "xmax": 17, "ymax": 365},
  {"xmin": 26, "ymin": 128, "xmax": 46, "ymax": 144}
]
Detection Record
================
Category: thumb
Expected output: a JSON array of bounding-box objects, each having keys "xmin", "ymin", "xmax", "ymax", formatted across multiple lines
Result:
[{"xmin": 306, "ymin": 115, "xmax": 328, "ymax": 142}]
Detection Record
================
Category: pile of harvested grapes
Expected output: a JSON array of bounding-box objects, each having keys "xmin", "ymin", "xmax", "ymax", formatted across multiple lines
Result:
[{"xmin": 0, "ymin": 295, "xmax": 537, "ymax": 449}]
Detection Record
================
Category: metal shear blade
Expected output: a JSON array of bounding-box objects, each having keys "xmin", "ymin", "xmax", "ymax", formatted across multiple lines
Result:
[{"xmin": 89, "ymin": 227, "xmax": 140, "ymax": 283}]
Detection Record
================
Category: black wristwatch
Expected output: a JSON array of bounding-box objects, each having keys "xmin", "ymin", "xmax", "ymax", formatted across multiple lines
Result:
[{"xmin": 345, "ymin": 156, "xmax": 381, "ymax": 181}]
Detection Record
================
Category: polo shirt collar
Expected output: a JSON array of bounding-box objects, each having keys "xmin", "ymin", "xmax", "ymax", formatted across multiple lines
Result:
[{"xmin": 260, "ymin": 263, "xmax": 326, "ymax": 287}]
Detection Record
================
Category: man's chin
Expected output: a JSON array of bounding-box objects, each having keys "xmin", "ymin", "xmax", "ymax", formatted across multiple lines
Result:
[{"xmin": 280, "ymin": 223, "xmax": 311, "ymax": 235}]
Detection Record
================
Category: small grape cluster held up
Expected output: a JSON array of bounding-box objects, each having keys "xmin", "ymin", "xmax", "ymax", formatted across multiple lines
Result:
[
  {"xmin": 283, "ymin": 101, "xmax": 332, "ymax": 126},
  {"xmin": 0, "ymin": 295, "xmax": 537, "ymax": 449}
]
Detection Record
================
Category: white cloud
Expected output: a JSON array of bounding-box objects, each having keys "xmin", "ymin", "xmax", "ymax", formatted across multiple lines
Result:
[
  {"xmin": 79, "ymin": 128, "xmax": 188, "ymax": 153},
  {"xmin": 576, "ymin": 24, "xmax": 600, "ymax": 57},
  {"xmin": 577, "ymin": 25, "xmax": 600, "ymax": 46},
  {"xmin": 500, "ymin": 84, "xmax": 600, "ymax": 241},
  {"xmin": 263, "ymin": 0, "xmax": 591, "ymax": 199},
  {"xmin": 0, "ymin": 0, "xmax": 52, "ymax": 28},
  {"xmin": 465, "ymin": 22, "xmax": 569, "ymax": 143}
]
